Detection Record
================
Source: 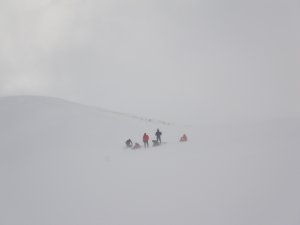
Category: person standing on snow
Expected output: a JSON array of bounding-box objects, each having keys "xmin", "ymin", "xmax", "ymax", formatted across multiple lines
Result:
[
  {"xmin": 143, "ymin": 133, "xmax": 149, "ymax": 148},
  {"xmin": 155, "ymin": 129, "xmax": 162, "ymax": 144}
]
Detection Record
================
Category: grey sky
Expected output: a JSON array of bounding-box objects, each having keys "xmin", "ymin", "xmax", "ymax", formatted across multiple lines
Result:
[{"xmin": 1, "ymin": 0, "xmax": 299, "ymax": 123}]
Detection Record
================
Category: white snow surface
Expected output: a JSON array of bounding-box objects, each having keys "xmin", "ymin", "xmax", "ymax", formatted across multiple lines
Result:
[{"xmin": 0, "ymin": 96, "xmax": 300, "ymax": 225}]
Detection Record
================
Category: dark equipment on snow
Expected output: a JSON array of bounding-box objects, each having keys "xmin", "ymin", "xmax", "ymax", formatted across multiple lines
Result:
[{"xmin": 152, "ymin": 140, "xmax": 160, "ymax": 147}]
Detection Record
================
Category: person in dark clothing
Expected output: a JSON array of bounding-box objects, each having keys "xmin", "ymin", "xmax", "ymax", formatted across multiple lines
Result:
[
  {"xmin": 155, "ymin": 129, "xmax": 162, "ymax": 144},
  {"xmin": 125, "ymin": 139, "xmax": 133, "ymax": 148},
  {"xmin": 143, "ymin": 133, "xmax": 149, "ymax": 148}
]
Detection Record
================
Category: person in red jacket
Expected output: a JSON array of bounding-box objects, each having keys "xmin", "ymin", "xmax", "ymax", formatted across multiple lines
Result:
[
  {"xmin": 143, "ymin": 133, "xmax": 149, "ymax": 148},
  {"xmin": 180, "ymin": 134, "xmax": 188, "ymax": 142}
]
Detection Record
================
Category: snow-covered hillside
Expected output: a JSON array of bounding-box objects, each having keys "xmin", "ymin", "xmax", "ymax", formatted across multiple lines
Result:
[{"xmin": 0, "ymin": 96, "xmax": 299, "ymax": 225}]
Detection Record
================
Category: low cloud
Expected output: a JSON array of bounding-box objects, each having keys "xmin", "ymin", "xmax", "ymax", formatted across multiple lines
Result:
[{"xmin": 1, "ymin": 0, "xmax": 299, "ymax": 122}]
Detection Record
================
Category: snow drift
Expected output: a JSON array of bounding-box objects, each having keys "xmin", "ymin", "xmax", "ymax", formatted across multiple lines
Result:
[{"xmin": 0, "ymin": 96, "xmax": 299, "ymax": 225}]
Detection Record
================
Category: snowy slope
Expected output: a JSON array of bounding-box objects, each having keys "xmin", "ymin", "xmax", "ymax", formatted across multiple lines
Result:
[{"xmin": 0, "ymin": 96, "xmax": 299, "ymax": 225}]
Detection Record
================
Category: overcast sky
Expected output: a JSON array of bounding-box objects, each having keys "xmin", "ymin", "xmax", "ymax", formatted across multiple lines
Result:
[{"xmin": 0, "ymin": 0, "xmax": 299, "ymax": 123}]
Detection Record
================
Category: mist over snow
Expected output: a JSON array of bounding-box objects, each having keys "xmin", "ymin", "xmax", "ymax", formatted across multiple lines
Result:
[
  {"xmin": 1, "ymin": 0, "xmax": 300, "ymax": 224},
  {"xmin": 0, "ymin": 96, "xmax": 300, "ymax": 225}
]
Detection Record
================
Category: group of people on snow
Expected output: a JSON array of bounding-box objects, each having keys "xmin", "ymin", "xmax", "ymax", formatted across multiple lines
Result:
[{"xmin": 125, "ymin": 129, "xmax": 187, "ymax": 149}]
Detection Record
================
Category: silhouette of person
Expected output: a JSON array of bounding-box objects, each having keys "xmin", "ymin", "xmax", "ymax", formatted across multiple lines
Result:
[{"xmin": 155, "ymin": 129, "xmax": 162, "ymax": 144}]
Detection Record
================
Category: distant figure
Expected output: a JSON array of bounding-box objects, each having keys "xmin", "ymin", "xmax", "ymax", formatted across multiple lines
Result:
[
  {"xmin": 180, "ymin": 134, "xmax": 188, "ymax": 142},
  {"xmin": 155, "ymin": 129, "xmax": 162, "ymax": 144},
  {"xmin": 132, "ymin": 142, "xmax": 141, "ymax": 149},
  {"xmin": 152, "ymin": 140, "xmax": 160, "ymax": 147},
  {"xmin": 125, "ymin": 139, "xmax": 133, "ymax": 148},
  {"xmin": 143, "ymin": 133, "xmax": 149, "ymax": 148}
]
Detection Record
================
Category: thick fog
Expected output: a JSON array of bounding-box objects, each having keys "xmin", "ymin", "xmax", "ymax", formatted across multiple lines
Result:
[
  {"xmin": 1, "ymin": 0, "xmax": 299, "ymax": 123},
  {"xmin": 1, "ymin": 2, "xmax": 300, "ymax": 224}
]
